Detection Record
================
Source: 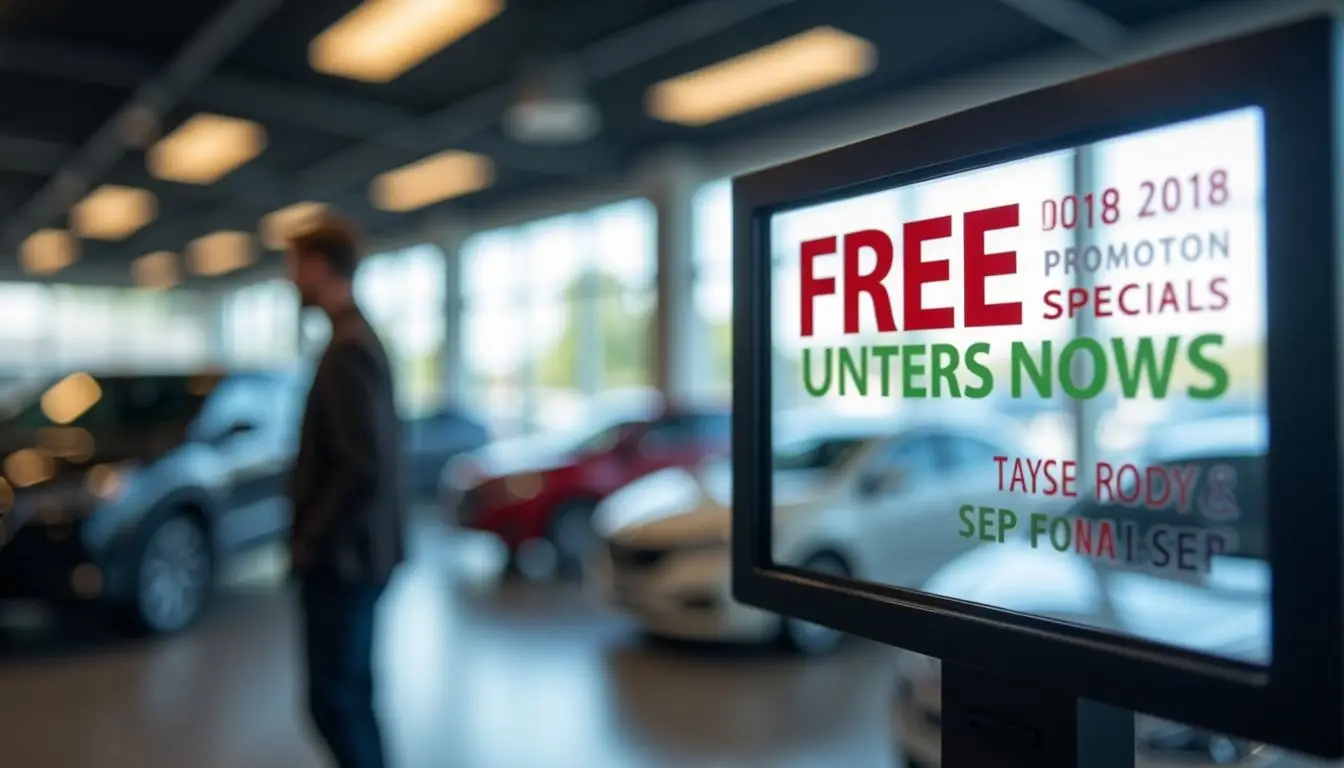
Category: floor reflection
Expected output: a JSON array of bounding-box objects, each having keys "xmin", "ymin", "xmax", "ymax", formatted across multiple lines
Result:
[{"xmin": 0, "ymin": 526, "xmax": 898, "ymax": 768}]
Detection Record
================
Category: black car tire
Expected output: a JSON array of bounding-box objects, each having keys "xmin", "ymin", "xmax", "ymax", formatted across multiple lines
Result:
[
  {"xmin": 777, "ymin": 552, "xmax": 851, "ymax": 656},
  {"xmin": 547, "ymin": 499, "xmax": 598, "ymax": 577},
  {"xmin": 903, "ymin": 758, "xmax": 934, "ymax": 768},
  {"xmin": 118, "ymin": 511, "xmax": 215, "ymax": 636}
]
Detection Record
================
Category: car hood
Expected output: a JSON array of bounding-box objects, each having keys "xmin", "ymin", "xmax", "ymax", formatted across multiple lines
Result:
[
  {"xmin": 595, "ymin": 463, "xmax": 836, "ymax": 544},
  {"xmin": 922, "ymin": 543, "xmax": 1269, "ymax": 664}
]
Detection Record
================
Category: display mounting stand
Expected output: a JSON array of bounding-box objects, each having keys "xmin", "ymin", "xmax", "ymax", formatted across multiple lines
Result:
[{"xmin": 942, "ymin": 663, "xmax": 1135, "ymax": 768}]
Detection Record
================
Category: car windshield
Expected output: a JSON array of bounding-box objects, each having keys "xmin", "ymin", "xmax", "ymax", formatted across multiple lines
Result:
[
  {"xmin": 773, "ymin": 436, "xmax": 867, "ymax": 472},
  {"xmin": 0, "ymin": 373, "xmax": 218, "ymax": 433}
]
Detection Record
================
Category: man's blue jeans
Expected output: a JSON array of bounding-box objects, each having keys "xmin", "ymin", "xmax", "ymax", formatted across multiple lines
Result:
[{"xmin": 300, "ymin": 576, "xmax": 387, "ymax": 768}]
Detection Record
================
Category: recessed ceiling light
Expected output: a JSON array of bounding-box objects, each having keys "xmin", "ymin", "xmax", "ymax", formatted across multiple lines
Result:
[
  {"xmin": 187, "ymin": 231, "xmax": 254, "ymax": 277},
  {"xmin": 147, "ymin": 113, "xmax": 267, "ymax": 185},
  {"xmin": 260, "ymin": 202, "xmax": 329, "ymax": 251},
  {"xmin": 71, "ymin": 185, "xmax": 158, "ymax": 240},
  {"xmin": 370, "ymin": 150, "xmax": 493, "ymax": 212},
  {"xmin": 310, "ymin": 0, "xmax": 505, "ymax": 83},
  {"xmin": 132, "ymin": 251, "xmax": 179, "ymax": 290},
  {"xmin": 646, "ymin": 27, "xmax": 877, "ymax": 126},
  {"xmin": 21, "ymin": 229, "xmax": 78, "ymax": 276}
]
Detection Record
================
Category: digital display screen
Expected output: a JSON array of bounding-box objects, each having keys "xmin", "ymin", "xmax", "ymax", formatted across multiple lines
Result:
[{"xmin": 769, "ymin": 107, "xmax": 1268, "ymax": 665}]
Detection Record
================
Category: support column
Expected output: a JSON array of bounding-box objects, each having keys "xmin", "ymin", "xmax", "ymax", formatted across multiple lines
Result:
[
  {"xmin": 433, "ymin": 220, "xmax": 467, "ymax": 406},
  {"xmin": 639, "ymin": 147, "xmax": 708, "ymax": 408},
  {"xmin": 202, "ymin": 284, "xmax": 233, "ymax": 368}
]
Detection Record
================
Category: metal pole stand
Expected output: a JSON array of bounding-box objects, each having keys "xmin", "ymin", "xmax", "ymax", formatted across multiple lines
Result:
[{"xmin": 942, "ymin": 662, "xmax": 1135, "ymax": 768}]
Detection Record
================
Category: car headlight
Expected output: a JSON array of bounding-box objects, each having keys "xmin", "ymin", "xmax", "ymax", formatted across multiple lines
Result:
[{"xmin": 85, "ymin": 462, "xmax": 137, "ymax": 501}]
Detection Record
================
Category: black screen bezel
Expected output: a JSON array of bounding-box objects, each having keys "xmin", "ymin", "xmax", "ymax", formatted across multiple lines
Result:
[{"xmin": 731, "ymin": 17, "xmax": 1343, "ymax": 757}]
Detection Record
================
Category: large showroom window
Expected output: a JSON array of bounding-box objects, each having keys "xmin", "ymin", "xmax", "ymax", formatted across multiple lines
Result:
[
  {"xmin": 0, "ymin": 283, "xmax": 55, "ymax": 376},
  {"xmin": 690, "ymin": 179, "xmax": 733, "ymax": 404},
  {"xmin": 223, "ymin": 279, "xmax": 301, "ymax": 367},
  {"xmin": 355, "ymin": 243, "xmax": 449, "ymax": 416},
  {"xmin": 37, "ymin": 285, "xmax": 212, "ymax": 373},
  {"xmin": 460, "ymin": 198, "xmax": 657, "ymax": 437},
  {"xmin": 0, "ymin": 283, "xmax": 213, "ymax": 378}
]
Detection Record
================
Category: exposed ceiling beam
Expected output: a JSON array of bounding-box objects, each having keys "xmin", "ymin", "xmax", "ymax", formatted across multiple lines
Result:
[
  {"xmin": 0, "ymin": 0, "xmax": 284, "ymax": 257},
  {"xmin": 996, "ymin": 0, "xmax": 1129, "ymax": 55},
  {"xmin": 100, "ymin": 0, "xmax": 801, "ymax": 267},
  {"xmin": 0, "ymin": 36, "xmax": 615, "ymax": 176},
  {"xmin": 0, "ymin": 135, "xmax": 67, "ymax": 176}
]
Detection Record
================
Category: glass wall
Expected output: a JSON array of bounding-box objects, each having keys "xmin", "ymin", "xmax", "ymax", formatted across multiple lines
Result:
[
  {"xmin": 460, "ymin": 198, "xmax": 658, "ymax": 437},
  {"xmin": 355, "ymin": 243, "xmax": 448, "ymax": 416},
  {"xmin": 222, "ymin": 279, "xmax": 301, "ymax": 367},
  {"xmin": 0, "ymin": 283, "xmax": 213, "ymax": 378},
  {"xmin": 690, "ymin": 180, "xmax": 733, "ymax": 403}
]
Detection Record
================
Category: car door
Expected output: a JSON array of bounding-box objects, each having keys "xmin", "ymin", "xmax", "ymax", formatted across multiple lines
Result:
[
  {"xmin": 199, "ymin": 375, "xmax": 299, "ymax": 550},
  {"xmin": 850, "ymin": 433, "xmax": 952, "ymax": 588},
  {"xmin": 931, "ymin": 433, "xmax": 1019, "ymax": 561}
]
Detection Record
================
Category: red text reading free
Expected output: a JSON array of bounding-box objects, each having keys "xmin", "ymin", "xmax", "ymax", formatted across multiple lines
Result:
[{"xmin": 798, "ymin": 204, "xmax": 1025, "ymax": 337}]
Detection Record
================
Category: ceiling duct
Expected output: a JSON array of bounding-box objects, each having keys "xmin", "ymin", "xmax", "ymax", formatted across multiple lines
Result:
[{"xmin": 503, "ymin": 57, "xmax": 601, "ymax": 145}]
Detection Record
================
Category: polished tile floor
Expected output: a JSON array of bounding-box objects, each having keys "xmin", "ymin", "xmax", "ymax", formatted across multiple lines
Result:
[{"xmin": 0, "ymin": 526, "xmax": 900, "ymax": 768}]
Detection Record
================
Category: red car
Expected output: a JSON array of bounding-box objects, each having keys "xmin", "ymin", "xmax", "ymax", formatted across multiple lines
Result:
[{"xmin": 442, "ymin": 408, "xmax": 731, "ymax": 574}]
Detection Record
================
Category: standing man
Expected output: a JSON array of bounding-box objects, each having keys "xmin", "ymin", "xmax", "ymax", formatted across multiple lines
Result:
[{"xmin": 285, "ymin": 215, "xmax": 405, "ymax": 768}]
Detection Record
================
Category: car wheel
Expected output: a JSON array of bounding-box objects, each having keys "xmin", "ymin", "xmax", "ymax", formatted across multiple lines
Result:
[
  {"xmin": 778, "ymin": 552, "xmax": 850, "ymax": 655},
  {"xmin": 548, "ymin": 499, "xmax": 598, "ymax": 577},
  {"xmin": 124, "ymin": 513, "xmax": 214, "ymax": 635}
]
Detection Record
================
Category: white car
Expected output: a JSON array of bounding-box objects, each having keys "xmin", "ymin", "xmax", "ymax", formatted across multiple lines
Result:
[
  {"xmin": 894, "ymin": 414, "xmax": 1306, "ymax": 768},
  {"xmin": 585, "ymin": 412, "xmax": 1030, "ymax": 654}
]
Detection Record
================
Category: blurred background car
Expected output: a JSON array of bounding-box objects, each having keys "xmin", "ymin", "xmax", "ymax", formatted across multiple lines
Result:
[
  {"xmin": 443, "ymin": 406, "xmax": 731, "ymax": 576},
  {"xmin": 401, "ymin": 405, "xmax": 490, "ymax": 501},
  {"xmin": 585, "ymin": 411, "xmax": 1029, "ymax": 655},
  {"xmin": 0, "ymin": 368, "xmax": 306, "ymax": 634},
  {"xmin": 894, "ymin": 413, "xmax": 1273, "ymax": 767}
]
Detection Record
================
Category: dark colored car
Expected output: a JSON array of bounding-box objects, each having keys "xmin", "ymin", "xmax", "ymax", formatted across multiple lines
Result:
[
  {"xmin": 0, "ymin": 369, "xmax": 307, "ymax": 634},
  {"xmin": 402, "ymin": 407, "xmax": 490, "ymax": 501},
  {"xmin": 443, "ymin": 408, "xmax": 732, "ymax": 573}
]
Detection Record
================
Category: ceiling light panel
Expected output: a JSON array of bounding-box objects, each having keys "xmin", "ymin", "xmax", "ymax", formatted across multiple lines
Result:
[
  {"xmin": 147, "ymin": 114, "xmax": 267, "ymax": 185},
  {"xmin": 646, "ymin": 26, "xmax": 877, "ymax": 126},
  {"xmin": 310, "ymin": 0, "xmax": 505, "ymax": 83},
  {"xmin": 370, "ymin": 150, "xmax": 494, "ymax": 212},
  {"xmin": 21, "ymin": 229, "xmax": 78, "ymax": 276},
  {"xmin": 132, "ymin": 251, "xmax": 179, "ymax": 290},
  {"xmin": 187, "ymin": 231, "xmax": 255, "ymax": 277},
  {"xmin": 71, "ymin": 185, "xmax": 158, "ymax": 240},
  {"xmin": 261, "ymin": 201, "xmax": 329, "ymax": 250}
]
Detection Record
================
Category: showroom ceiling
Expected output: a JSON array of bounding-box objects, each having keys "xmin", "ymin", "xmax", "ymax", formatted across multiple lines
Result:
[{"xmin": 0, "ymin": 0, "xmax": 1233, "ymax": 287}]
